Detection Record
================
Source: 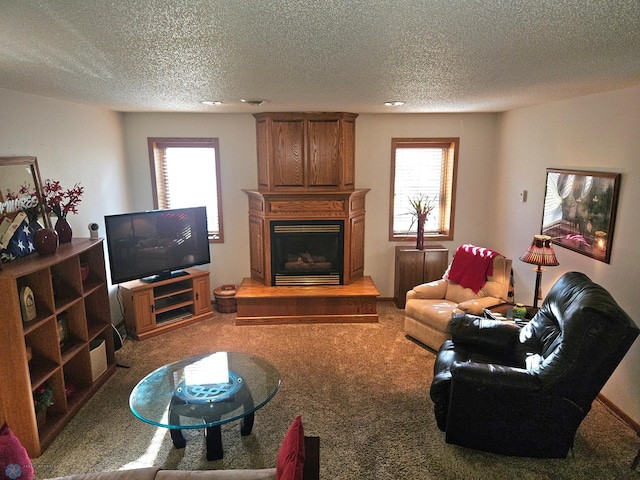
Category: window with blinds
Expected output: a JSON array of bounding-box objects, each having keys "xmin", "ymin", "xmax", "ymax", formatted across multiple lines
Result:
[
  {"xmin": 389, "ymin": 138, "xmax": 458, "ymax": 241},
  {"xmin": 148, "ymin": 137, "xmax": 223, "ymax": 242}
]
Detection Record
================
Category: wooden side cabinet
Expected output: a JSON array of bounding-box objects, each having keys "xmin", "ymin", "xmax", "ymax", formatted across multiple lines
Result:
[
  {"xmin": 394, "ymin": 245, "xmax": 449, "ymax": 309},
  {"xmin": 120, "ymin": 268, "xmax": 212, "ymax": 340},
  {"xmin": 0, "ymin": 239, "xmax": 116, "ymax": 457}
]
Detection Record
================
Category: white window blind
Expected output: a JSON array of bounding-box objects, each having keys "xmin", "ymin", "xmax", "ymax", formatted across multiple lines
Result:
[
  {"xmin": 149, "ymin": 138, "xmax": 223, "ymax": 242},
  {"xmin": 390, "ymin": 138, "xmax": 458, "ymax": 241}
]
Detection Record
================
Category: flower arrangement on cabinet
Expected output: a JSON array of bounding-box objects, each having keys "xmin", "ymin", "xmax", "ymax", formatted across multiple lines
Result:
[
  {"xmin": 407, "ymin": 193, "xmax": 436, "ymax": 228},
  {"xmin": 42, "ymin": 179, "xmax": 84, "ymax": 219},
  {"xmin": 407, "ymin": 193, "xmax": 437, "ymax": 250}
]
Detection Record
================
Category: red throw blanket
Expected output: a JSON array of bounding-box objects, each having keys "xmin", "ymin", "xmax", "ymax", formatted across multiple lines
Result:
[{"xmin": 448, "ymin": 244, "xmax": 501, "ymax": 293}]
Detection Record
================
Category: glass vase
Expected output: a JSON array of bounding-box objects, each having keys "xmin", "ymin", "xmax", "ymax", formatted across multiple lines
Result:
[
  {"xmin": 415, "ymin": 213, "xmax": 427, "ymax": 250},
  {"xmin": 55, "ymin": 217, "xmax": 73, "ymax": 243}
]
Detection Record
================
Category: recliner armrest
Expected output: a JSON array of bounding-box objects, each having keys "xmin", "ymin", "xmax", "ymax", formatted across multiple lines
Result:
[
  {"xmin": 449, "ymin": 313, "xmax": 520, "ymax": 357},
  {"xmin": 406, "ymin": 279, "xmax": 448, "ymax": 300},
  {"xmin": 450, "ymin": 361, "xmax": 541, "ymax": 393}
]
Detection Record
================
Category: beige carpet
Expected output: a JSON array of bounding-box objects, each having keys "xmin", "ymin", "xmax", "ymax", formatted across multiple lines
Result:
[{"xmin": 33, "ymin": 301, "xmax": 639, "ymax": 479}]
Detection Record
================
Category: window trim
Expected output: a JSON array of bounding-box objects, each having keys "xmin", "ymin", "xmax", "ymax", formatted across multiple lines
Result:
[
  {"xmin": 389, "ymin": 137, "xmax": 459, "ymax": 242},
  {"xmin": 147, "ymin": 137, "xmax": 224, "ymax": 243}
]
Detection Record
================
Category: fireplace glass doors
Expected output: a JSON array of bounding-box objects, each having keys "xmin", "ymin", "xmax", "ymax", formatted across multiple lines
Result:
[{"xmin": 270, "ymin": 220, "xmax": 344, "ymax": 286}]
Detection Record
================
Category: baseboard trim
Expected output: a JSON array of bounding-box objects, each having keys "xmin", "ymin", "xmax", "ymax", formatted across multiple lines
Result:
[{"xmin": 597, "ymin": 393, "xmax": 639, "ymax": 432}]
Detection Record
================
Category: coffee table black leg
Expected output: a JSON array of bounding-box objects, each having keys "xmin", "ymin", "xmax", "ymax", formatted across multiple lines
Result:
[
  {"xmin": 205, "ymin": 425, "xmax": 223, "ymax": 461},
  {"xmin": 240, "ymin": 412, "xmax": 254, "ymax": 436},
  {"xmin": 170, "ymin": 428, "xmax": 186, "ymax": 449}
]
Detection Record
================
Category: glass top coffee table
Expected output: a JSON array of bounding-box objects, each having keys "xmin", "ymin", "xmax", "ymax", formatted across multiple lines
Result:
[{"xmin": 130, "ymin": 351, "xmax": 281, "ymax": 460}]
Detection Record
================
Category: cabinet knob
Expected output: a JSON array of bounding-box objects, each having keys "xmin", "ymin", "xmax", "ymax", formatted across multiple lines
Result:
[{"xmin": 196, "ymin": 292, "xmax": 200, "ymax": 300}]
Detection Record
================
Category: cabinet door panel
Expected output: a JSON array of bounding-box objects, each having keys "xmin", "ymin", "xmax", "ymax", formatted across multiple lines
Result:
[
  {"xmin": 193, "ymin": 275, "xmax": 211, "ymax": 315},
  {"xmin": 307, "ymin": 119, "xmax": 340, "ymax": 187},
  {"xmin": 249, "ymin": 215, "xmax": 266, "ymax": 282},
  {"xmin": 424, "ymin": 251, "xmax": 449, "ymax": 283},
  {"xmin": 273, "ymin": 120, "xmax": 304, "ymax": 187},
  {"xmin": 133, "ymin": 291, "xmax": 155, "ymax": 333}
]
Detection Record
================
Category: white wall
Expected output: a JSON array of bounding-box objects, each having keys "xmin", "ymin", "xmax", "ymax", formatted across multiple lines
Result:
[
  {"xmin": 494, "ymin": 85, "xmax": 640, "ymax": 424},
  {"xmin": 0, "ymin": 88, "xmax": 129, "ymax": 322},
  {"xmin": 121, "ymin": 113, "xmax": 257, "ymax": 290},
  {"xmin": 121, "ymin": 112, "xmax": 500, "ymax": 295},
  {"xmin": 356, "ymin": 113, "xmax": 499, "ymax": 297}
]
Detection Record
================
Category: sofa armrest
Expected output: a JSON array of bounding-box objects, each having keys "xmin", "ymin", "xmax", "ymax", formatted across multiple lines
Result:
[
  {"xmin": 406, "ymin": 279, "xmax": 448, "ymax": 300},
  {"xmin": 457, "ymin": 297, "xmax": 504, "ymax": 314}
]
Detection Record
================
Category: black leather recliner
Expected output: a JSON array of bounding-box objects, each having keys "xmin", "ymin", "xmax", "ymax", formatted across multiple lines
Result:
[{"xmin": 430, "ymin": 271, "xmax": 639, "ymax": 458}]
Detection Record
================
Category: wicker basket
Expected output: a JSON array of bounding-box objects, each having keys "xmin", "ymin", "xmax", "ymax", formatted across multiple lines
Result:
[{"xmin": 213, "ymin": 284, "xmax": 237, "ymax": 313}]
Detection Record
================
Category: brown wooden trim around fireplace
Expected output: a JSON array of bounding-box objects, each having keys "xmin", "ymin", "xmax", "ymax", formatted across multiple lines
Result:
[{"xmin": 243, "ymin": 189, "xmax": 369, "ymax": 286}]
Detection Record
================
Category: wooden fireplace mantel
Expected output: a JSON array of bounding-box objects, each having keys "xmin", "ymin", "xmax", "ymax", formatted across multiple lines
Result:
[{"xmin": 243, "ymin": 189, "xmax": 369, "ymax": 286}]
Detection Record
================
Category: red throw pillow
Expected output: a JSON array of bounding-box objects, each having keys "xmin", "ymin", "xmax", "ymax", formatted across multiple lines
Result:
[
  {"xmin": 276, "ymin": 416, "xmax": 305, "ymax": 480},
  {"xmin": 0, "ymin": 423, "xmax": 34, "ymax": 480}
]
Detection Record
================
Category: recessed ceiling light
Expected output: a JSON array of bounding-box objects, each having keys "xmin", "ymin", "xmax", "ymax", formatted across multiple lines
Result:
[
  {"xmin": 241, "ymin": 99, "xmax": 267, "ymax": 106},
  {"xmin": 384, "ymin": 101, "xmax": 405, "ymax": 107},
  {"xmin": 201, "ymin": 100, "xmax": 222, "ymax": 105}
]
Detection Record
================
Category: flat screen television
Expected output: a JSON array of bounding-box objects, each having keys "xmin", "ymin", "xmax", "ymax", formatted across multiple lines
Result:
[{"xmin": 104, "ymin": 206, "xmax": 210, "ymax": 284}]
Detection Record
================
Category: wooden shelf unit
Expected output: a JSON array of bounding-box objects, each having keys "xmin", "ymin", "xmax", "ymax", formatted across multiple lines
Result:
[
  {"xmin": 0, "ymin": 238, "xmax": 116, "ymax": 457},
  {"xmin": 394, "ymin": 245, "xmax": 449, "ymax": 309},
  {"xmin": 119, "ymin": 268, "xmax": 212, "ymax": 340}
]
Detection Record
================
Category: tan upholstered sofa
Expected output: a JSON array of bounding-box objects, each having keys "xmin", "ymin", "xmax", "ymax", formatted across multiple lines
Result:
[
  {"xmin": 404, "ymin": 248, "xmax": 512, "ymax": 351},
  {"xmin": 45, "ymin": 436, "xmax": 319, "ymax": 480}
]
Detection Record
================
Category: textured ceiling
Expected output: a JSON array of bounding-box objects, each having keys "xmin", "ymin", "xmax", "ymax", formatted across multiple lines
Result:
[{"xmin": 1, "ymin": 0, "xmax": 639, "ymax": 113}]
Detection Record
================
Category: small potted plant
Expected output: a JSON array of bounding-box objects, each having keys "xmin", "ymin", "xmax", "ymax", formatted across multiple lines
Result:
[
  {"xmin": 408, "ymin": 193, "xmax": 436, "ymax": 250},
  {"xmin": 33, "ymin": 383, "xmax": 54, "ymax": 428}
]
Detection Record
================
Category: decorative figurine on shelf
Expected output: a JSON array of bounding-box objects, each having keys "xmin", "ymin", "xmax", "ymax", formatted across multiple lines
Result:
[
  {"xmin": 19, "ymin": 285, "xmax": 37, "ymax": 323},
  {"xmin": 42, "ymin": 179, "xmax": 84, "ymax": 244},
  {"xmin": 408, "ymin": 193, "xmax": 436, "ymax": 250}
]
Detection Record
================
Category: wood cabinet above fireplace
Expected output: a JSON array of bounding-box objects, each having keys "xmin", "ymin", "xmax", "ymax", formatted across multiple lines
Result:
[{"xmin": 254, "ymin": 112, "xmax": 358, "ymax": 192}]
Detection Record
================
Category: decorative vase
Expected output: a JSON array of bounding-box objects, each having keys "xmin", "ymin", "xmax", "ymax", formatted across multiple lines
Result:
[
  {"xmin": 415, "ymin": 213, "xmax": 427, "ymax": 250},
  {"xmin": 55, "ymin": 217, "xmax": 73, "ymax": 243},
  {"xmin": 34, "ymin": 228, "xmax": 59, "ymax": 255}
]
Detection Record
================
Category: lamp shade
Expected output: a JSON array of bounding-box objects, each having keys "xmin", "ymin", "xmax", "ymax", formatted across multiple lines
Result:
[{"xmin": 520, "ymin": 234, "xmax": 559, "ymax": 267}]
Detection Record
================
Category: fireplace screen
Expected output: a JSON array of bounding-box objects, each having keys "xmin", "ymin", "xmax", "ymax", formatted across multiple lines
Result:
[{"xmin": 270, "ymin": 220, "xmax": 344, "ymax": 286}]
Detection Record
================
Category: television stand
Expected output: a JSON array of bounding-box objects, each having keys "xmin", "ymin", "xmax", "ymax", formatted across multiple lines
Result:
[
  {"xmin": 141, "ymin": 269, "xmax": 189, "ymax": 284},
  {"xmin": 120, "ymin": 268, "xmax": 212, "ymax": 340}
]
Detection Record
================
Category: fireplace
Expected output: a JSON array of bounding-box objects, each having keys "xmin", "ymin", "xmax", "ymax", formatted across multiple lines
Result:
[
  {"xmin": 271, "ymin": 220, "xmax": 344, "ymax": 285},
  {"xmin": 242, "ymin": 112, "xmax": 370, "ymax": 285},
  {"xmin": 237, "ymin": 112, "xmax": 378, "ymax": 325}
]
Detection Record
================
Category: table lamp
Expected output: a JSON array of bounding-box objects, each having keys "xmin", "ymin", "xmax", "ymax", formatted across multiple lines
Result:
[{"xmin": 519, "ymin": 234, "xmax": 559, "ymax": 308}]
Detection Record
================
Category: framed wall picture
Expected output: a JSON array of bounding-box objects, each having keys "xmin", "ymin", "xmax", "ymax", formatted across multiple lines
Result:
[{"xmin": 541, "ymin": 168, "xmax": 621, "ymax": 263}]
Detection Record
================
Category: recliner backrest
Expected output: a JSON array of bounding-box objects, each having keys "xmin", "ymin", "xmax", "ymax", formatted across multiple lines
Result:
[{"xmin": 519, "ymin": 271, "xmax": 639, "ymax": 410}]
